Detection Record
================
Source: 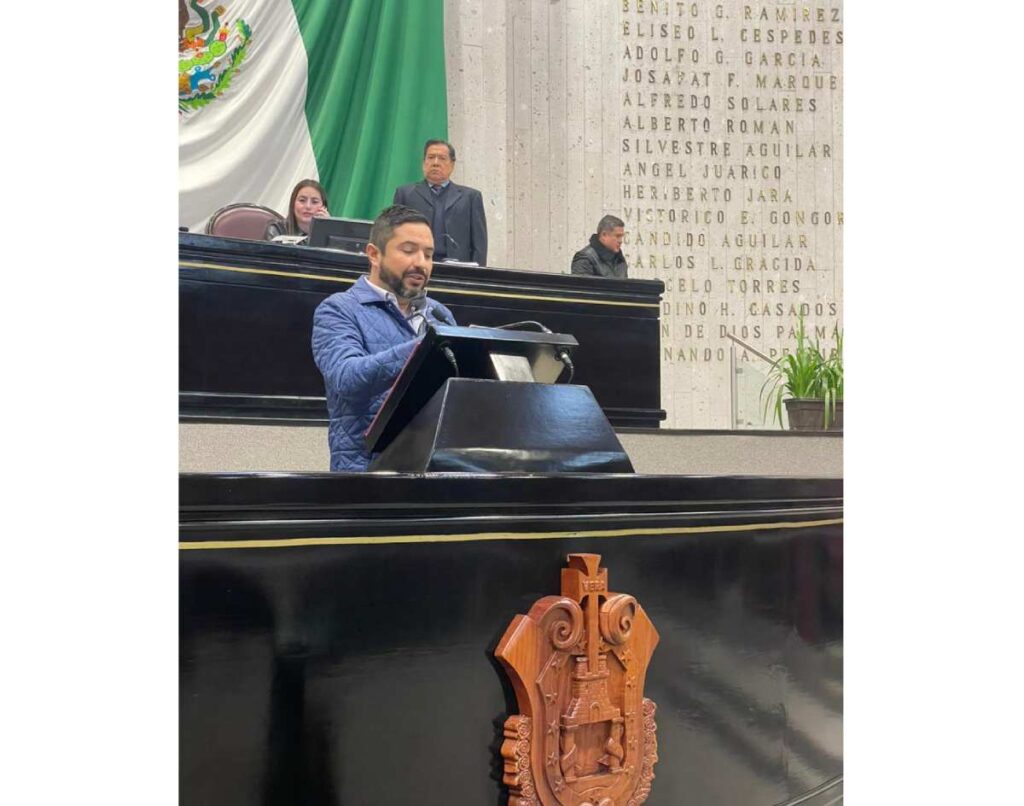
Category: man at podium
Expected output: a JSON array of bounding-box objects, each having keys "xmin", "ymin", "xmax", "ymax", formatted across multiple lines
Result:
[{"xmin": 311, "ymin": 205, "xmax": 457, "ymax": 471}]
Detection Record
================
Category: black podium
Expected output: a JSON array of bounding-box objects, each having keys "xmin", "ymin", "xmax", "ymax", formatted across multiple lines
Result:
[{"xmin": 365, "ymin": 325, "xmax": 635, "ymax": 474}]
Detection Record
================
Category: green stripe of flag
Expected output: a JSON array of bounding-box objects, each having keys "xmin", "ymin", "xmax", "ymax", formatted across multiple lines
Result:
[{"xmin": 291, "ymin": 0, "xmax": 449, "ymax": 220}]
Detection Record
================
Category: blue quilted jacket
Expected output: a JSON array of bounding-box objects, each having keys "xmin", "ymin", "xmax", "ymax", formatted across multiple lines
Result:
[{"xmin": 312, "ymin": 276, "xmax": 456, "ymax": 471}]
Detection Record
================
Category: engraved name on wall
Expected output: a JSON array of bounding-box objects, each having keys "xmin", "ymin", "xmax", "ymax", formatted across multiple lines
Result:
[{"xmin": 619, "ymin": 1, "xmax": 843, "ymax": 427}]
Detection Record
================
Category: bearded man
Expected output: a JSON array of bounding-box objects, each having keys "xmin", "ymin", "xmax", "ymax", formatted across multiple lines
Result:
[{"xmin": 312, "ymin": 205, "xmax": 457, "ymax": 471}]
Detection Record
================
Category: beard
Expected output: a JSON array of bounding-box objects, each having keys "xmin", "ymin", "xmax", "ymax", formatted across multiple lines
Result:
[{"xmin": 378, "ymin": 261, "xmax": 428, "ymax": 301}]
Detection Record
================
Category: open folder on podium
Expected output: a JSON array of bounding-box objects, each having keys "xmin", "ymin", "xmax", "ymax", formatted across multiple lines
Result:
[{"xmin": 364, "ymin": 324, "xmax": 635, "ymax": 474}]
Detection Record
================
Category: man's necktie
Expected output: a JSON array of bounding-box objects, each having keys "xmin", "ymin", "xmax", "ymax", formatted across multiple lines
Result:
[{"xmin": 429, "ymin": 185, "xmax": 446, "ymax": 259}]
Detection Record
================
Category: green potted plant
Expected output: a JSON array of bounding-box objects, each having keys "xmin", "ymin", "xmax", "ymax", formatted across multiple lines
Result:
[
  {"xmin": 818, "ymin": 326, "xmax": 843, "ymax": 430},
  {"xmin": 761, "ymin": 316, "xmax": 843, "ymax": 431}
]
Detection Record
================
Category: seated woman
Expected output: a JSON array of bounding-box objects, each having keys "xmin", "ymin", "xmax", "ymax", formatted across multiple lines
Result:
[{"xmin": 264, "ymin": 179, "xmax": 330, "ymax": 240}]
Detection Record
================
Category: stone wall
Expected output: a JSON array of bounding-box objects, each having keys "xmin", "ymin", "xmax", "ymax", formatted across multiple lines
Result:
[
  {"xmin": 444, "ymin": 0, "xmax": 843, "ymax": 428},
  {"xmin": 180, "ymin": 423, "xmax": 843, "ymax": 477}
]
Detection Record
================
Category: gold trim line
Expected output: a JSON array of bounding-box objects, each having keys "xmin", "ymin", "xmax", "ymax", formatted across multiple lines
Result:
[
  {"xmin": 180, "ymin": 517, "xmax": 843, "ymax": 551},
  {"xmin": 180, "ymin": 261, "xmax": 355, "ymax": 286},
  {"xmin": 180, "ymin": 261, "xmax": 659, "ymax": 309}
]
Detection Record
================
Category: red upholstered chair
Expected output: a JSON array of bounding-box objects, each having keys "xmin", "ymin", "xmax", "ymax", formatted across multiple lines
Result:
[{"xmin": 205, "ymin": 203, "xmax": 284, "ymax": 240}]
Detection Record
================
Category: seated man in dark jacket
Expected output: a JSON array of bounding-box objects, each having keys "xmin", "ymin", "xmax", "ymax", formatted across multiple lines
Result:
[
  {"xmin": 570, "ymin": 215, "xmax": 628, "ymax": 279},
  {"xmin": 312, "ymin": 205, "xmax": 456, "ymax": 471}
]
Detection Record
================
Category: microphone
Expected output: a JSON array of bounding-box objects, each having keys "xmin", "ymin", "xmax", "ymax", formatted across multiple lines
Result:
[
  {"xmin": 430, "ymin": 305, "xmax": 456, "ymax": 327},
  {"xmin": 426, "ymin": 305, "xmax": 460, "ymax": 375},
  {"xmin": 440, "ymin": 233, "xmax": 478, "ymax": 265},
  {"xmin": 439, "ymin": 341, "xmax": 459, "ymax": 376},
  {"xmin": 556, "ymin": 348, "xmax": 575, "ymax": 384}
]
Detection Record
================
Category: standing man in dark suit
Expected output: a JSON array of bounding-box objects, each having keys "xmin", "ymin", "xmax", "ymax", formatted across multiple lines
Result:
[{"xmin": 393, "ymin": 139, "xmax": 488, "ymax": 266}]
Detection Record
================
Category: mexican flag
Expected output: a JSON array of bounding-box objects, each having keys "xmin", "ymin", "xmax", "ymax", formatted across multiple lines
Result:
[{"xmin": 178, "ymin": 0, "xmax": 448, "ymax": 232}]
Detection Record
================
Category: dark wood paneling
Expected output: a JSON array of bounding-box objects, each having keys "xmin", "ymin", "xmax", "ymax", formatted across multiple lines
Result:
[
  {"xmin": 180, "ymin": 472, "xmax": 843, "ymax": 805},
  {"xmin": 179, "ymin": 233, "xmax": 665, "ymax": 426}
]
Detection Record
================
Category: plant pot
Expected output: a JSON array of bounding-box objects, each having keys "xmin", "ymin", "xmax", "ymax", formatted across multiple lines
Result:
[
  {"xmin": 783, "ymin": 398, "xmax": 820, "ymax": 431},
  {"xmin": 829, "ymin": 401, "xmax": 843, "ymax": 431},
  {"xmin": 784, "ymin": 398, "xmax": 843, "ymax": 431}
]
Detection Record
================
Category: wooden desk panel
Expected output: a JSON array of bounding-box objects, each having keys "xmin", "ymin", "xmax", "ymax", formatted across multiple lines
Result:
[
  {"xmin": 180, "ymin": 472, "xmax": 843, "ymax": 805},
  {"xmin": 179, "ymin": 233, "xmax": 665, "ymax": 427}
]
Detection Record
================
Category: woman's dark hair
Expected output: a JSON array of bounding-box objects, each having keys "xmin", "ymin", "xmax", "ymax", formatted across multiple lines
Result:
[{"xmin": 284, "ymin": 179, "xmax": 329, "ymax": 234}]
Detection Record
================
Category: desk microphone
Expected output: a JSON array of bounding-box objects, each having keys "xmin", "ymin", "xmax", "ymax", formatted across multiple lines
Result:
[
  {"xmin": 430, "ymin": 305, "xmax": 456, "ymax": 327},
  {"xmin": 426, "ymin": 306, "xmax": 460, "ymax": 376}
]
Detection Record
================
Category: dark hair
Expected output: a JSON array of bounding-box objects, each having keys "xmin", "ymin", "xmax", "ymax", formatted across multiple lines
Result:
[
  {"xmin": 369, "ymin": 205, "xmax": 431, "ymax": 253},
  {"xmin": 597, "ymin": 214, "xmax": 625, "ymax": 235},
  {"xmin": 423, "ymin": 139, "xmax": 456, "ymax": 161},
  {"xmin": 284, "ymin": 179, "xmax": 329, "ymax": 234}
]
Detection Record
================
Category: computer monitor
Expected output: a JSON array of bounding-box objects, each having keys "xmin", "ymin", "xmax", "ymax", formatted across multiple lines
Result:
[{"xmin": 307, "ymin": 216, "xmax": 373, "ymax": 253}]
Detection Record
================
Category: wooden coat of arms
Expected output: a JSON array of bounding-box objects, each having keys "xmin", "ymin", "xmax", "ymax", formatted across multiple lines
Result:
[{"xmin": 495, "ymin": 554, "xmax": 660, "ymax": 806}]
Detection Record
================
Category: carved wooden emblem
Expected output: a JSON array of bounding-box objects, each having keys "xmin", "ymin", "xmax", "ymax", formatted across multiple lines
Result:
[{"xmin": 495, "ymin": 554, "xmax": 660, "ymax": 806}]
